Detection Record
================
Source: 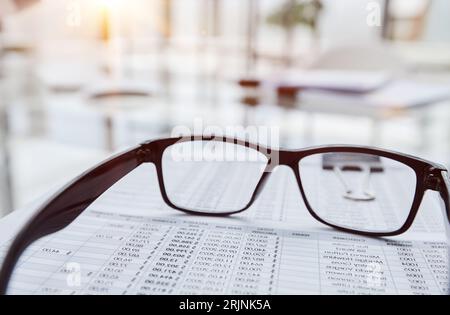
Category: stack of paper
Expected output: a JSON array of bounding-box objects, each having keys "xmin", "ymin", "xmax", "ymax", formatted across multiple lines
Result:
[
  {"xmin": 0, "ymin": 165, "xmax": 447, "ymax": 294},
  {"xmin": 268, "ymin": 70, "xmax": 450, "ymax": 111},
  {"xmin": 299, "ymin": 80, "xmax": 450, "ymax": 109}
]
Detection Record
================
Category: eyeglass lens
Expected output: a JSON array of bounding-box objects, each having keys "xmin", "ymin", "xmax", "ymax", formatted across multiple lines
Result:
[{"xmin": 162, "ymin": 140, "xmax": 418, "ymax": 233}]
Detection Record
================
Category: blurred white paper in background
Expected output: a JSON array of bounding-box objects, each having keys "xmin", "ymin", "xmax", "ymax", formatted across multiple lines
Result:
[
  {"xmin": 299, "ymin": 79, "xmax": 450, "ymax": 109},
  {"xmin": 280, "ymin": 70, "xmax": 391, "ymax": 93}
]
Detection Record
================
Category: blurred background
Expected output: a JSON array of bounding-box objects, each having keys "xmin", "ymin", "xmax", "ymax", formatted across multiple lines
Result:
[{"xmin": 0, "ymin": 0, "xmax": 449, "ymax": 216}]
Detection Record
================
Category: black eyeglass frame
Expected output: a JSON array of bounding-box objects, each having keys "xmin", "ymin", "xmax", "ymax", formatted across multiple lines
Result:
[{"xmin": 0, "ymin": 135, "xmax": 449, "ymax": 294}]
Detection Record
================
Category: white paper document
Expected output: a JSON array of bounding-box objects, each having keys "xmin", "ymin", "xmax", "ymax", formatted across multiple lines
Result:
[
  {"xmin": 0, "ymin": 165, "xmax": 448, "ymax": 295},
  {"xmin": 299, "ymin": 80, "xmax": 450, "ymax": 109},
  {"xmin": 279, "ymin": 70, "xmax": 391, "ymax": 93}
]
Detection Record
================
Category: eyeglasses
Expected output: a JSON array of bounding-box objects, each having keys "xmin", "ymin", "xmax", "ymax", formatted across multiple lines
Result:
[{"xmin": 0, "ymin": 135, "xmax": 449, "ymax": 294}]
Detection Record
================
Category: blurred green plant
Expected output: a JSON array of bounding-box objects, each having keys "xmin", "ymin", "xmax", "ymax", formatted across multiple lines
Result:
[
  {"xmin": 266, "ymin": 0, "xmax": 323, "ymax": 65},
  {"xmin": 267, "ymin": 0, "xmax": 323, "ymax": 31}
]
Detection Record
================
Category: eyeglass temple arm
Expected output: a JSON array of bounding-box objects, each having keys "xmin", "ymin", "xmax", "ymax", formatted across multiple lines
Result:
[
  {"xmin": 0, "ymin": 145, "xmax": 145, "ymax": 294},
  {"xmin": 440, "ymin": 171, "xmax": 450, "ymax": 225},
  {"xmin": 438, "ymin": 171, "xmax": 450, "ymax": 295}
]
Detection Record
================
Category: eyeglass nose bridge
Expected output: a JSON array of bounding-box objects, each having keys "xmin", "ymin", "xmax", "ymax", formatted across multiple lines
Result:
[
  {"xmin": 249, "ymin": 171, "xmax": 271, "ymax": 203},
  {"xmin": 276, "ymin": 150, "xmax": 300, "ymax": 168},
  {"xmin": 263, "ymin": 150, "xmax": 300, "ymax": 174},
  {"xmin": 248, "ymin": 162, "xmax": 302, "ymax": 210}
]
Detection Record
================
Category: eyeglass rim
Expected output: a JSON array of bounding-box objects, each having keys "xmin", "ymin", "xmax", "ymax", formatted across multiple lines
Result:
[
  {"xmin": 144, "ymin": 135, "xmax": 446, "ymax": 169},
  {"xmin": 145, "ymin": 135, "xmax": 446, "ymax": 237}
]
